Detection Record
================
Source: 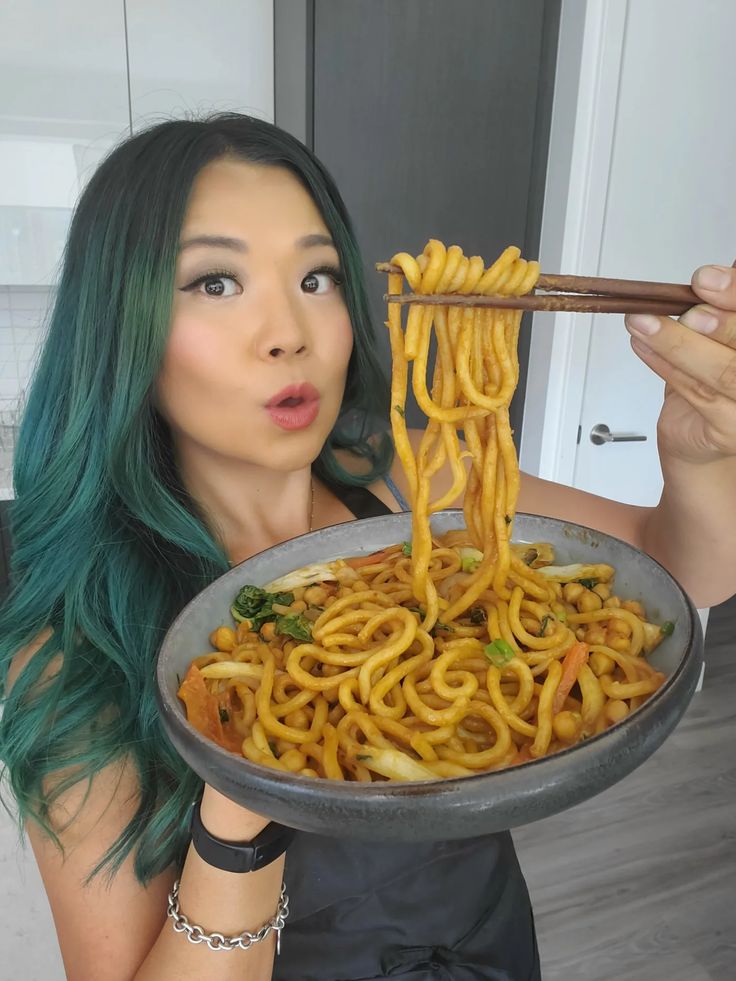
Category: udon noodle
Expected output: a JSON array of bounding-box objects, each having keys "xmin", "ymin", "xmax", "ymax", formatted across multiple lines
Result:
[{"xmin": 178, "ymin": 241, "xmax": 669, "ymax": 782}]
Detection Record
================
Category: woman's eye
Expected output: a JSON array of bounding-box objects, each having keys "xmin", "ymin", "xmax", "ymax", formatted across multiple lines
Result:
[
  {"xmin": 301, "ymin": 270, "xmax": 341, "ymax": 295},
  {"xmin": 187, "ymin": 274, "xmax": 240, "ymax": 297}
]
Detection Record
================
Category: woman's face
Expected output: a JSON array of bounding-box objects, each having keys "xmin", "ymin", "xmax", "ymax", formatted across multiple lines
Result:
[{"xmin": 157, "ymin": 158, "xmax": 354, "ymax": 473}]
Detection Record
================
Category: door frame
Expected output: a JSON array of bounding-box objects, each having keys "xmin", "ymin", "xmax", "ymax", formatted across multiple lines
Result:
[{"xmin": 520, "ymin": 0, "xmax": 629, "ymax": 485}]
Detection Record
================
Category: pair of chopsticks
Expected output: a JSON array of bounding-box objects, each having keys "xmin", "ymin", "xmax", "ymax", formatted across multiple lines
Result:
[{"xmin": 375, "ymin": 262, "xmax": 697, "ymax": 315}]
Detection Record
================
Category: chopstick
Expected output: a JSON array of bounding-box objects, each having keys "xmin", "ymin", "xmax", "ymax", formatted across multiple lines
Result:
[{"xmin": 375, "ymin": 262, "xmax": 697, "ymax": 315}]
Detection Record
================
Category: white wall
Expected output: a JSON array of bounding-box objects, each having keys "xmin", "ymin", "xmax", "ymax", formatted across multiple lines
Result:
[{"xmin": 521, "ymin": 0, "xmax": 736, "ymax": 499}]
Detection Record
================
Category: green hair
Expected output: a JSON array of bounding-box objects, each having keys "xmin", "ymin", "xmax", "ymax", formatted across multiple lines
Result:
[{"xmin": 0, "ymin": 113, "xmax": 392, "ymax": 885}]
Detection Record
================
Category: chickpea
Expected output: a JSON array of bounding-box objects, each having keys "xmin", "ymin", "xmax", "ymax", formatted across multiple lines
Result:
[
  {"xmin": 575, "ymin": 627, "xmax": 586, "ymax": 641},
  {"xmin": 279, "ymin": 749, "xmax": 307, "ymax": 772},
  {"xmin": 622, "ymin": 599, "xmax": 646, "ymax": 619},
  {"xmin": 593, "ymin": 583, "xmax": 611, "ymax": 600},
  {"xmin": 604, "ymin": 699, "xmax": 629, "ymax": 724},
  {"xmin": 304, "ymin": 585, "xmax": 328, "ymax": 606},
  {"xmin": 290, "ymin": 599, "xmax": 308, "ymax": 614},
  {"xmin": 282, "ymin": 641, "xmax": 295, "ymax": 657},
  {"xmin": 324, "ymin": 595, "xmax": 337, "ymax": 608},
  {"xmin": 236, "ymin": 621, "xmax": 257, "ymax": 644},
  {"xmin": 260, "ymin": 621, "xmax": 277, "ymax": 642},
  {"xmin": 603, "ymin": 596, "xmax": 621, "ymax": 609},
  {"xmin": 209, "ymin": 626, "xmax": 236, "ymax": 652},
  {"xmin": 583, "ymin": 625, "xmax": 607, "ymax": 647},
  {"xmin": 607, "ymin": 617, "xmax": 632, "ymax": 638},
  {"xmin": 322, "ymin": 664, "xmax": 342, "ymax": 677},
  {"xmin": 590, "ymin": 651, "xmax": 615, "ymax": 676},
  {"xmin": 563, "ymin": 582, "xmax": 585, "ymax": 604},
  {"xmin": 300, "ymin": 767, "xmax": 320, "ymax": 778},
  {"xmin": 577, "ymin": 589, "xmax": 603, "ymax": 613},
  {"xmin": 292, "ymin": 586, "xmax": 306, "ymax": 602},
  {"xmin": 552, "ymin": 711, "xmax": 582, "ymax": 743},
  {"xmin": 606, "ymin": 633, "xmax": 632, "ymax": 653}
]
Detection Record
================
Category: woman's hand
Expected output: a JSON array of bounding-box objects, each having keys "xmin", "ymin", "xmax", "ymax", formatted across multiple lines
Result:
[{"xmin": 624, "ymin": 261, "xmax": 736, "ymax": 466}]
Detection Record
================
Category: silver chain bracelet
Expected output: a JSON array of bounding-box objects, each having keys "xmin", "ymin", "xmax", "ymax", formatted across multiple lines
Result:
[{"xmin": 166, "ymin": 879, "xmax": 289, "ymax": 954}]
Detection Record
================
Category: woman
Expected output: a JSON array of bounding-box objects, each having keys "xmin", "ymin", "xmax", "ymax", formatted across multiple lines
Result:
[{"xmin": 1, "ymin": 113, "xmax": 734, "ymax": 981}]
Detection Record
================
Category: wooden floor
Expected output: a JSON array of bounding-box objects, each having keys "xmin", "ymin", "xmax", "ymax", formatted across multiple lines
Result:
[{"xmin": 514, "ymin": 595, "xmax": 736, "ymax": 981}]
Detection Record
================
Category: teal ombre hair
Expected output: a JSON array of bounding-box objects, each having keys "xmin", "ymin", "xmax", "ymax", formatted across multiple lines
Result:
[{"xmin": 0, "ymin": 113, "xmax": 392, "ymax": 885}]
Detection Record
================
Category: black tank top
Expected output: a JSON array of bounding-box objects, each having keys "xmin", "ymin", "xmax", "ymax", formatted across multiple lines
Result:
[{"xmin": 275, "ymin": 484, "xmax": 541, "ymax": 981}]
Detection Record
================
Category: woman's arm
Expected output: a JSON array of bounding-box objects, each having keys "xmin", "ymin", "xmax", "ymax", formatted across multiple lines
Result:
[
  {"xmin": 8, "ymin": 647, "xmax": 282, "ymax": 981},
  {"xmin": 24, "ymin": 766, "xmax": 282, "ymax": 981}
]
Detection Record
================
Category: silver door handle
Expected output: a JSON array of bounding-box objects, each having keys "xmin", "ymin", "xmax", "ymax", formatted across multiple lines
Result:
[{"xmin": 590, "ymin": 423, "xmax": 648, "ymax": 445}]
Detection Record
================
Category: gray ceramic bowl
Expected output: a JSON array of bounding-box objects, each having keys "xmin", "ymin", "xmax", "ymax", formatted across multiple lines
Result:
[{"xmin": 156, "ymin": 511, "xmax": 703, "ymax": 841}]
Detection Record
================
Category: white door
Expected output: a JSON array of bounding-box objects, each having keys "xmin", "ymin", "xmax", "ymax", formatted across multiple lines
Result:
[{"xmin": 572, "ymin": 0, "xmax": 736, "ymax": 506}]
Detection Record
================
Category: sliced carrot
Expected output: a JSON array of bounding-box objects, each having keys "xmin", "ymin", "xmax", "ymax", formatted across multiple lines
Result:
[
  {"xmin": 552, "ymin": 641, "xmax": 589, "ymax": 716},
  {"xmin": 177, "ymin": 663, "xmax": 226, "ymax": 747},
  {"xmin": 345, "ymin": 549, "xmax": 390, "ymax": 569}
]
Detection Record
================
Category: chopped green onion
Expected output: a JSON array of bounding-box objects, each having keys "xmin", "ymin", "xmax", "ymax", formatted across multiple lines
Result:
[
  {"xmin": 469, "ymin": 606, "xmax": 487, "ymax": 625},
  {"xmin": 356, "ymin": 754, "xmax": 372, "ymax": 762},
  {"xmin": 539, "ymin": 615, "xmax": 552, "ymax": 637},
  {"xmin": 484, "ymin": 638, "xmax": 515, "ymax": 666},
  {"xmin": 555, "ymin": 609, "xmax": 567, "ymax": 623},
  {"xmin": 219, "ymin": 707, "xmax": 230, "ymax": 723},
  {"xmin": 402, "ymin": 541, "xmax": 412, "ymax": 556},
  {"xmin": 461, "ymin": 555, "xmax": 480, "ymax": 573},
  {"xmin": 394, "ymin": 404, "xmax": 405, "ymax": 418},
  {"xmin": 661, "ymin": 620, "xmax": 675, "ymax": 637},
  {"xmin": 577, "ymin": 577, "xmax": 598, "ymax": 590}
]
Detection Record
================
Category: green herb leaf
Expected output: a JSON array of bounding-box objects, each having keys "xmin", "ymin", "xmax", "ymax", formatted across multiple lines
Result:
[
  {"xmin": 231, "ymin": 585, "xmax": 295, "ymax": 629},
  {"xmin": 275, "ymin": 613, "xmax": 312, "ymax": 643},
  {"xmin": 402, "ymin": 541, "xmax": 412, "ymax": 556},
  {"xmin": 484, "ymin": 638, "xmax": 515, "ymax": 667},
  {"xmin": 356, "ymin": 754, "xmax": 372, "ymax": 762},
  {"xmin": 539, "ymin": 615, "xmax": 551, "ymax": 637},
  {"xmin": 394, "ymin": 404, "xmax": 405, "ymax": 418},
  {"xmin": 219, "ymin": 707, "xmax": 230, "ymax": 723},
  {"xmin": 469, "ymin": 606, "xmax": 487, "ymax": 625},
  {"xmin": 661, "ymin": 620, "xmax": 675, "ymax": 637},
  {"xmin": 577, "ymin": 578, "xmax": 598, "ymax": 590}
]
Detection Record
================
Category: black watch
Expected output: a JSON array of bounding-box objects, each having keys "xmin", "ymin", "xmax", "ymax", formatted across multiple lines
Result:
[{"xmin": 190, "ymin": 799, "xmax": 296, "ymax": 873}]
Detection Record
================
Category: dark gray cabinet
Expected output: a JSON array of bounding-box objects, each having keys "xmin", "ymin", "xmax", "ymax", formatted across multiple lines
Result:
[{"xmin": 277, "ymin": 0, "xmax": 560, "ymax": 442}]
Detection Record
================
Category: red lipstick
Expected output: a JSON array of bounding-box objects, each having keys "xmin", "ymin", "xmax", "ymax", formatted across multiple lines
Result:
[{"xmin": 265, "ymin": 383, "xmax": 320, "ymax": 431}]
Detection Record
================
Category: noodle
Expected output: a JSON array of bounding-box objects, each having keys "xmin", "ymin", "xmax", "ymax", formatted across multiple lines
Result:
[{"xmin": 178, "ymin": 241, "xmax": 670, "ymax": 782}]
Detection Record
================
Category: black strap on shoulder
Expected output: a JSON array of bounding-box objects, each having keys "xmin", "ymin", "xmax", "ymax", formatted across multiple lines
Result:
[{"xmin": 330, "ymin": 483, "xmax": 393, "ymax": 520}]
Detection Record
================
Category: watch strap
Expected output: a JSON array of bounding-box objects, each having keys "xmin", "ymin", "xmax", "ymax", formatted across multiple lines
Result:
[{"xmin": 190, "ymin": 799, "xmax": 295, "ymax": 873}]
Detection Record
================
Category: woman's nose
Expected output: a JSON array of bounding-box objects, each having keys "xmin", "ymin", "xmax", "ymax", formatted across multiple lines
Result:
[{"xmin": 256, "ymin": 296, "xmax": 310, "ymax": 361}]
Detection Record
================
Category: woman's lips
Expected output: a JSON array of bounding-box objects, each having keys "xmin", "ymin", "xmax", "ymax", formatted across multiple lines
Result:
[{"xmin": 265, "ymin": 383, "xmax": 321, "ymax": 431}]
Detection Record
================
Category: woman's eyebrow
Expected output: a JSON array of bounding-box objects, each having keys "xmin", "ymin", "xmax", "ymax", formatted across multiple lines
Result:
[
  {"xmin": 296, "ymin": 233, "xmax": 335, "ymax": 250},
  {"xmin": 179, "ymin": 235, "xmax": 247, "ymax": 253},
  {"xmin": 178, "ymin": 233, "xmax": 335, "ymax": 252}
]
